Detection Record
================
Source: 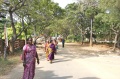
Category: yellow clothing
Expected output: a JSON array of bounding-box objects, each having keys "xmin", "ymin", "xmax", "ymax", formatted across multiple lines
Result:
[
  {"xmin": 45, "ymin": 43, "xmax": 49, "ymax": 59},
  {"xmin": 48, "ymin": 47, "xmax": 52, "ymax": 54}
]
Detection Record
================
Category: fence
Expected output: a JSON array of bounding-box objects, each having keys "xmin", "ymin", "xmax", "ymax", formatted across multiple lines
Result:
[
  {"xmin": 0, "ymin": 39, "xmax": 4, "ymax": 54},
  {"xmin": 0, "ymin": 39, "xmax": 25, "ymax": 54},
  {"xmin": 14, "ymin": 39, "xmax": 25, "ymax": 49}
]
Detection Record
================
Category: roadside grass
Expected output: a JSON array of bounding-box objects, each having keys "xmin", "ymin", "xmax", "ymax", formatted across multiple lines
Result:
[{"xmin": 0, "ymin": 50, "xmax": 22, "ymax": 76}]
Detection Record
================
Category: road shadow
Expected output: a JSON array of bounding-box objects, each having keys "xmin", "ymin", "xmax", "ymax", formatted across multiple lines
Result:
[
  {"xmin": 38, "ymin": 43, "xmax": 100, "ymax": 61},
  {"xmin": 35, "ymin": 67, "xmax": 73, "ymax": 79},
  {"xmin": 57, "ymin": 44, "xmax": 107, "ymax": 59},
  {"xmin": 79, "ymin": 77, "xmax": 100, "ymax": 79},
  {"xmin": 52, "ymin": 58, "xmax": 70, "ymax": 63},
  {"xmin": 38, "ymin": 44, "xmax": 103, "ymax": 64}
]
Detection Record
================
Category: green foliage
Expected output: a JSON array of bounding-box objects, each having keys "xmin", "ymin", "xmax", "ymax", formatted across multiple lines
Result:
[
  {"xmin": 67, "ymin": 34, "xmax": 81, "ymax": 42},
  {"xmin": 94, "ymin": 13, "xmax": 110, "ymax": 38},
  {"xmin": 99, "ymin": 0, "xmax": 120, "ymax": 22},
  {"xmin": 66, "ymin": 34, "xmax": 74, "ymax": 43},
  {"xmin": 0, "ymin": 0, "xmax": 119, "ymax": 45},
  {"xmin": 99, "ymin": 0, "xmax": 120, "ymax": 34}
]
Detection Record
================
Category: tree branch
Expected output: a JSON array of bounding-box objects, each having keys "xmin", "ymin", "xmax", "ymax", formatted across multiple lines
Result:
[
  {"xmin": 110, "ymin": 24, "xmax": 119, "ymax": 34},
  {"xmin": 16, "ymin": 25, "xmax": 29, "ymax": 38},
  {"xmin": 14, "ymin": 1, "xmax": 23, "ymax": 9},
  {"xmin": 12, "ymin": 0, "xmax": 27, "ymax": 12}
]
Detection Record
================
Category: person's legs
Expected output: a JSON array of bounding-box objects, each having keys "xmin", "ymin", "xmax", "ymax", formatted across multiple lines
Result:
[
  {"xmin": 46, "ymin": 51, "xmax": 49, "ymax": 61},
  {"xmin": 50, "ymin": 60, "xmax": 52, "ymax": 64},
  {"xmin": 62, "ymin": 43, "xmax": 64, "ymax": 48},
  {"xmin": 48, "ymin": 53, "xmax": 53, "ymax": 64}
]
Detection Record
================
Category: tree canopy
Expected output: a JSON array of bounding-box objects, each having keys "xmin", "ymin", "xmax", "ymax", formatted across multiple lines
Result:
[{"xmin": 0, "ymin": 0, "xmax": 120, "ymax": 52}]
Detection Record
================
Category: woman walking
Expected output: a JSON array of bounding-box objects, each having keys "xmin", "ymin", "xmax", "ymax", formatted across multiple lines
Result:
[
  {"xmin": 22, "ymin": 37, "xmax": 39, "ymax": 79},
  {"xmin": 45, "ymin": 40, "xmax": 50, "ymax": 61},
  {"xmin": 53, "ymin": 39, "xmax": 58, "ymax": 54},
  {"xmin": 48, "ymin": 40, "xmax": 56, "ymax": 64}
]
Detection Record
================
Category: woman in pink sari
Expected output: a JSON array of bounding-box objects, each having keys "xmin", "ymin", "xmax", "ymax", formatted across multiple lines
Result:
[{"xmin": 22, "ymin": 37, "xmax": 39, "ymax": 79}]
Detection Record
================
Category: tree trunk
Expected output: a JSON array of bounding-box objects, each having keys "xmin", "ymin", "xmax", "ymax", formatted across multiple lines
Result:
[
  {"xmin": 116, "ymin": 33, "xmax": 120, "ymax": 49},
  {"xmin": 90, "ymin": 19, "xmax": 93, "ymax": 46},
  {"xmin": 113, "ymin": 33, "xmax": 118, "ymax": 50},
  {"xmin": 8, "ymin": 1, "xmax": 27, "ymax": 53},
  {"xmin": 9, "ymin": 11, "xmax": 17, "ymax": 53},
  {"xmin": 9, "ymin": 38, "xmax": 15, "ymax": 53},
  {"xmin": 81, "ymin": 31, "xmax": 84, "ymax": 45},
  {"xmin": 24, "ymin": 29, "xmax": 27, "ymax": 44}
]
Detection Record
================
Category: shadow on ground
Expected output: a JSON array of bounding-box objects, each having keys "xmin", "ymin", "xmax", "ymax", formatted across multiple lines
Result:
[
  {"xmin": 35, "ymin": 67, "xmax": 73, "ymax": 79},
  {"xmin": 56, "ymin": 44, "xmax": 111, "ymax": 59},
  {"xmin": 79, "ymin": 77, "xmax": 100, "ymax": 79},
  {"xmin": 37, "ymin": 43, "xmax": 108, "ymax": 62},
  {"xmin": 57, "ymin": 46, "xmax": 99, "ymax": 60}
]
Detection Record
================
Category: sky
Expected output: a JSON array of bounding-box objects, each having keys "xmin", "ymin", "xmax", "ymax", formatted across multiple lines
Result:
[{"xmin": 52, "ymin": 0, "xmax": 78, "ymax": 8}]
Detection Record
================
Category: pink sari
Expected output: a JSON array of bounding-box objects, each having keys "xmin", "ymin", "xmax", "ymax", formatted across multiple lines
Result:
[{"xmin": 22, "ymin": 44, "xmax": 37, "ymax": 79}]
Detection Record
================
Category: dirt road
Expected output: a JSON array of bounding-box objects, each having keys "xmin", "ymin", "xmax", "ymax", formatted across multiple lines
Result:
[{"xmin": 1, "ymin": 43, "xmax": 120, "ymax": 79}]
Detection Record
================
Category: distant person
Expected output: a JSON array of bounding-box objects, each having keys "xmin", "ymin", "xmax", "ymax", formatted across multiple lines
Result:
[
  {"xmin": 62, "ymin": 38, "xmax": 65, "ymax": 48},
  {"xmin": 22, "ymin": 37, "xmax": 39, "ymax": 79},
  {"xmin": 53, "ymin": 39, "xmax": 58, "ymax": 54}
]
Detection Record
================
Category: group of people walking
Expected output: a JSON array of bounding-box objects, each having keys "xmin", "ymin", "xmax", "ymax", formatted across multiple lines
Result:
[
  {"xmin": 21, "ymin": 37, "xmax": 39, "ymax": 79},
  {"xmin": 21, "ymin": 37, "xmax": 64, "ymax": 79},
  {"xmin": 44, "ymin": 39, "xmax": 58, "ymax": 64}
]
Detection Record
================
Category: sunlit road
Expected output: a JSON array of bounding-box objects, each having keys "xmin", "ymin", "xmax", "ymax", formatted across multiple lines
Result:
[{"xmin": 1, "ymin": 44, "xmax": 120, "ymax": 79}]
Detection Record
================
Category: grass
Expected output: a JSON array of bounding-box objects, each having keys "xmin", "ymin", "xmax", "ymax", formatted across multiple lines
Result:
[{"xmin": 0, "ymin": 50, "xmax": 22, "ymax": 76}]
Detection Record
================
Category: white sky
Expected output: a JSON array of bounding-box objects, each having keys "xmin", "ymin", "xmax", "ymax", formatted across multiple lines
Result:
[{"xmin": 52, "ymin": 0, "xmax": 78, "ymax": 8}]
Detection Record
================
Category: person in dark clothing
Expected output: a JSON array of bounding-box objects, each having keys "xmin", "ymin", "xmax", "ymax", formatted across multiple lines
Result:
[{"xmin": 62, "ymin": 38, "xmax": 65, "ymax": 48}]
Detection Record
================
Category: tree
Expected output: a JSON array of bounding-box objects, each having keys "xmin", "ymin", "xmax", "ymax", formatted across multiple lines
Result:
[
  {"xmin": 99, "ymin": 0, "xmax": 120, "ymax": 50},
  {"xmin": 1, "ymin": 0, "xmax": 62, "ymax": 52},
  {"xmin": 80, "ymin": 0, "xmax": 99, "ymax": 46},
  {"xmin": 1, "ymin": 0, "xmax": 27, "ymax": 53}
]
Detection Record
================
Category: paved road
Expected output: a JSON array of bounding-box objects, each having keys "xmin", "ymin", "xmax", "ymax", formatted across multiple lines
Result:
[{"xmin": 1, "ymin": 44, "xmax": 120, "ymax": 79}]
